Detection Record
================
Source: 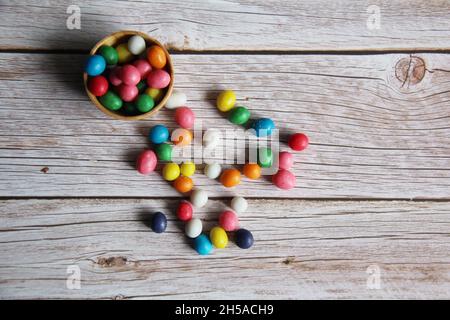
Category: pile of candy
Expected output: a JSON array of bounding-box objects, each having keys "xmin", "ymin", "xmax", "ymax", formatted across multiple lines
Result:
[{"xmin": 85, "ymin": 35, "xmax": 171, "ymax": 115}]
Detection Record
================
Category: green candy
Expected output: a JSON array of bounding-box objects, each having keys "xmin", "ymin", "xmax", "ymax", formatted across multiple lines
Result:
[
  {"xmin": 122, "ymin": 102, "xmax": 139, "ymax": 115},
  {"xmin": 99, "ymin": 91, "xmax": 123, "ymax": 111},
  {"xmin": 136, "ymin": 94, "xmax": 155, "ymax": 113},
  {"xmin": 258, "ymin": 147, "xmax": 273, "ymax": 168},
  {"xmin": 154, "ymin": 143, "xmax": 172, "ymax": 161},
  {"xmin": 228, "ymin": 106, "xmax": 250, "ymax": 125},
  {"xmin": 136, "ymin": 80, "xmax": 147, "ymax": 93},
  {"xmin": 98, "ymin": 45, "xmax": 119, "ymax": 65}
]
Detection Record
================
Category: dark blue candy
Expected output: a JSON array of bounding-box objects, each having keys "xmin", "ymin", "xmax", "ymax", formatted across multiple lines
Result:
[
  {"xmin": 235, "ymin": 228, "xmax": 254, "ymax": 249},
  {"xmin": 151, "ymin": 212, "xmax": 167, "ymax": 233},
  {"xmin": 251, "ymin": 118, "xmax": 275, "ymax": 137},
  {"xmin": 194, "ymin": 234, "xmax": 213, "ymax": 255},
  {"xmin": 149, "ymin": 124, "xmax": 169, "ymax": 144},
  {"xmin": 85, "ymin": 55, "xmax": 106, "ymax": 76}
]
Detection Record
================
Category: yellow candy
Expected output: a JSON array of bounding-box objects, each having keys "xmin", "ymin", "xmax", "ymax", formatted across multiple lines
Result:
[
  {"xmin": 116, "ymin": 43, "xmax": 133, "ymax": 63},
  {"xmin": 180, "ymin": 161, "xmax": 195, "ymax": 177},
  {"xmin": 145, "ymin": 88, "xmax": 164, "ymax": 102},
  {"xmin": 216, "ymin": 90, "xmax": 236, "ymax": 112},
  {"xmin": 209, "ymin": 226, "xmax": 228, "ymax": 249},
  {"xmin": 162, "ymin": 163, "xmax": 180, "ymax": 181}
]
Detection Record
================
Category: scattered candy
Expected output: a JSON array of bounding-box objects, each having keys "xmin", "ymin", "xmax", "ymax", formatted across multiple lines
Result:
[
  {"xmin": 243, "ymin": 163, "xmax": 261, "ymax": 180},
  {"xmin": 135, "ymin": 94, "xmax": 155, "ymax": 113},
  {"xmin": 147, "ymin": 45, "xmax": 167, "ymax": 69},
  {"xmin": 220, "ymin": 168, "xmax": 241, "ymax": 188},
  {"xmin": 272, "ymin": 169, "xmax": 296, "ymax": 190},
  {"xmin": 251, "ymin": 118, "xmax": 275, "ymax": 137},
  {"xmin": 177, "ymin": 200, "xmax": 193, "ymax": 221},
  {"xmin": 209, "ymin": 226, "xmax": 228, "ymax": 249},
  {"xmin": 127, "ymin": 35, "xmax": 146, "ymax": 55},
  {"xmin": 235, "ymin": 229, "xmax": 254, "ymax": 249},
  {"xmin": 165, "ymin": 90, "xmax": 187, "ymax": 109},
  {"xmin": 154, "ymin": 143, "xmax": 172, "ymax": 161},
  {"xmin": 98, "ymin": 45, "xmax": 118, "ymax": 65},
  {"xmin": 149, "ymin": 124, "xmax": 169, "ymax": 144},
  {"xmin": 136, "ymin": 149, "xmax": 157, "ymax": 175},
  {"xmin": 228, "ymin": 106, "xmax": 250, "ymax": 125},
  {"xmin": 147, "ymin": 69, "xmax": 171, "ymax": 89},
  {"xmin": 231, "ymin": 196, "xmax": 248, "ymax": 213},
  {"xmin": 194, "ymin": 234, "xmax": 213, "ymax": 255},
  {"xmin": 162, "ymin": 162, "xmax": 180, "ymax": 181},
  {"xmin": 185, "ymin": 218, "xmax": 202, "ymax": 238},
  {"xmin": 219, "ymin": 210, "xmax": 239, "ymax": 231},
  {"xmin": 173, "ymin": 175, "xmax": 194, "ymax": 193},
  {"xmin": 151, "ymin": 212, "xmax": 167, "ymax": 233},
  {"xmin": 216, "ymin": 90, "xmax": 236, "ymax": 112},
  {"xmin": 204, "ymin": 163, "xmax": 221, "ymax": 179},
  {"xmin": 258, "ymin": 147, "xmax": 273, "ymax": 168},
  {"xmin": 175, "ymin": 107, "xmax": 195, "ymax": 129},
  {"xmin": 180, "ymin": 161, "xmax": 195, "ymax": 177},
  {"xmin": 132, "ymin": 59, "xmax": 152, "ymax": 78},
  {"xmin": 289, "ymin": 133, "xmax": 309, "ymax": 151},
  {"xmin": 203, "ymin": 129, "xmax": 220, "ymax": 149},
  {"xmin": 116, "ymin": 43, "xmax": 133, "ymax": 64},
  {"xmin": 190, "ymin": 189, "xmax": 208, "ymax": 208},
  {"xmin": 171, "ymin": 128, "xmax": 192, "ymax": 146},
  {"xmin": 85, "ymin": 55, "xmax": 106, "ymax": 76},
  {"xmin": 279, "ymin": 151, "xmax": 293, "ymax": 170},
  {"xmin": 87, "ymin": 75, "xmax": 109, "ymax": 97},
  {"xmin": 99, "ymin": 90, "xmax": 123, "ymax": 111},
  {"xmin": 117, "ymin": 84, "xmax": 138, "ymax": 102}
]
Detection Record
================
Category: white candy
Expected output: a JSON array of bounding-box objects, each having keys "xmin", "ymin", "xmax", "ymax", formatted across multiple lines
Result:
[
  {"xmin": 185, "ymin": 218, "xmax": 202, "ymax": 238},
  {"xmin": 231, "ymin": 196, "xmax": 248, "ymax": 213},
  {"xmin": 165, "ymin": 90, "xmax": 187, "ymax": 109},
  {"xmin": 127, "ymin": 35, "xmax": 146, "ymax": 55},
  {"xmin": 190, "ymin": 189, "xmax": 208, "ymax": 208},
  {"xmin": 203, "ymin": 129, "xmax": 220, "ymax": 149},
  {"xmin": 204, "ymin": 163, "xmax": 221, "ymax": 179}
]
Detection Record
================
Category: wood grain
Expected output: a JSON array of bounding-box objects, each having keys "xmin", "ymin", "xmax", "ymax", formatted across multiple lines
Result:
[
  {"xmin": 1, "ymin": 0, "xmax": 450, "ymax": 51},
  {"xmin": 1, "ymin": 199, "xmax": 449, "ymax": 299},
  {"xmin": 1, "ymin": 53, "xmax": 449, "ymax": 198}
]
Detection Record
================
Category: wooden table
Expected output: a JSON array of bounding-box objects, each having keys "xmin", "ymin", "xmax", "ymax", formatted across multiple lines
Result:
[{"xmin": 1, "ymin": 0, "xmax": 449, "ymax": 299}]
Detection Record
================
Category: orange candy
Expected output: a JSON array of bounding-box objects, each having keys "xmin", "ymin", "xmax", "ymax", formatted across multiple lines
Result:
[
  {"xmin": 243, "ymin": 163, "xmax": 261, "ymax": 180},
  {"xmin": 171, "ymin": 128, "xmax": 193, "ymax": 146},
  {"xmin": 173, "ymin": 176, "xmax": 194, "ymax": 193},
  {"xmin": 220, "ymin": 169, "xmax": 241, "ymax": 188},
  {"xmin": 147, "ymin": 45, "xmax": 167, "ymax": 69}
]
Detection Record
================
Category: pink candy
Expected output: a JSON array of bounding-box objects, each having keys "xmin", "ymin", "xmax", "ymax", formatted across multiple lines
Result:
[
  {"xmin": 174, "ymin": 106, "xmax": 195, "ymax": 129},
  {"xmin": 279, "ymin": 151, "xmax": 293, "ymax": 170},
  {"xmin": 136, "ymin": 150, "xmax": 157, "ymax": 175},
  {"xmin": 133, "ymin": 59, "xmax": 152, "ymax": 79},
  {"xmin": 121, "ymin": 64, "xmax": 141, "ymax": 86},
  {"xmin": 272, "ymin": 169, "xmax": 296, "ymax": 190},
  {"xmin": 109, "ymin": 67, "xmax": 122, "ymax": 86},
  {"xmin": 219, "ymin": 210, "xmax": 239, "ymax": 231},
  {"xmin": 117, "ymin": 84, "xmax": 138, "ymax": 102},
  {"xmin": 147, "ymin": 69, "xmax": 171, "ymax": 89}
]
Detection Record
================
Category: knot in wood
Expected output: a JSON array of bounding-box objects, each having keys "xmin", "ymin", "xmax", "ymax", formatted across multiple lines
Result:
[{"xmin": 395, "ymin": 56, "xmax": 426, "ymax": 86}]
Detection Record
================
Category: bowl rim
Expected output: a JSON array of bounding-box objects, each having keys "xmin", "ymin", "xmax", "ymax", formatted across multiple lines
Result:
[{"xmin": 83, "ymin": 30, "xmax": 174, "ymax": 121}]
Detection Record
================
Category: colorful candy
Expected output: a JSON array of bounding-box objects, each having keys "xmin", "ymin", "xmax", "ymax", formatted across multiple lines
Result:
[
  {"xmin": 145, "ymin": 87, "xmax": 164, "ymax": 102},
  {"xmin": 147, "ymin": 45, "xmax": 167, "ymax": 69},
  {"xmin": 135, "ymin": 94, "xmax": 155, "ymax": 113},
  {"xmin": 219, "ymin": 210, "xmax": 239, "ymax": 231},
  {"xmin": 175, "ymin": 107, "xmax": 195, "ymax": 129},
  {"xmin": 251, "ymin": 118, "xmax": 275, "ymax": 137},
  {"xmin": 180, "ymin": 162, "xmax": 195, "ymax": 177},
  {"xmin": 154, "ymin": 143, "xmax": 172, "ymax": 161},
  {"xmin": 117, "ymin": 84, "xmax": 138, "ymax": 102},
  {"xmin": 99, "ymin": 91, "xmax": 123, "ymax": 111},
  {"xmin": 136, "ymin": 149, "xmax": 157, "ymax": 175},
  {"xmin": 162, "ymin": 162, "xmax": 180, "ymax": 181},
  {"xmin": 127, "ymin": 35, "xmax": 146, "ymax": 55},
  {"xmin": 279, "ymin": 151, "xmax": 293, "ymax": 170},
  {"xmin": 87, "ymin": 75, "xmax": 109, "ymax": 96},
  {"xmin": 149, "ymin": 124, "xmax": 169, "ymax": 144},
  {"xmin": 289, "ymin": 133, "xmax": 309, "ymax": 151},
  {"xmin": 209, "ymin": 227, "xmax": 228, "ymax": 249},
  {"xmin": 190, "ymin": 189, "xmax": 208, "ymax": 208},
  {"xmin": 228, "ymin": 106, "xmax": 250, "ymax": 125},
  {"xmin": 243, "ymin": 163, "xmax": 261, "ymax": 180},
  {"xmin": 177, "ymin": 200, "xmax": 193, "ymax": 221},
  {"xmin": 147, "ymin": 69, "xmax": 171, "ymax": 89},
  {"xmin": 204, "ymin": 163, "xmax": 221, "ymax": 179},
  {"xmin": 116, "ymin": 43, "xmax": 133, "ymax": 64},
  {"xmin": 98, "ymin": 45, "xmax": 118, "ymax": 65},
  {"xmin": 120, "ymin": 64, "xmax": 141, "ymax": 86},
  {"xmin": 231, "ymin": 196, "xmax": 248, "ymax": 213},
  {"xmin": 220, "ymin": 168, "xmax": 241, "ymax": 188},
  {"xmin": 171, "ymin": 128, "xmax": 192, "ymax": 146},
  {"xmin": 165, "ymin": 90, "xmax": 187, "ymax": 109},
  {"xmin": 235, "ymin": 229, "xmax": 254, "ymax": 249},
  {"xmin": 185, "ymin": 218, "xmax": 202, "ymax": 238},
  {"xmin": 272, "ymin": 169, "xmax": 296, "ymax": 190},
  {"xmin": 258, "ymin": 147, "xmax": 273, "ymax": 168},
  {"xmin": 216, "ymin": 90, "xmax": 236, "ymax": 112},
  {"xmin": 85, "ymin": 55, "xmax": 106, "ymax": 76},
  {"xmin": 108, "ymin": 66, "xmax": 122, "ymax": 86},
  {"xmin": 194, "ymin": 234, "xmax": 213, "ymax": 255},
  {"xmin": 151, "ymin": 212, "xmax": 167, "ymax": 233},
  {"xmin": 132, "ymin": 59, "xmax": 152, "ymax": 78},
  {"xmin": 173, "ymin": 175, "xmax": 194, "ymax": 193}
]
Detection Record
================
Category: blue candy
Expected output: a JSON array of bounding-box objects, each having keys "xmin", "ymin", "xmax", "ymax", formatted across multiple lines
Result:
[
  {"xmin": 149, "ymin": 124, "xmax": 169, "ymax": 144},
  {"xmin": 194, "ymin": 234, "xmax": 213, "ymax": 255},
  {"xmin": 251, "ymin": 118, "xmax": 275, "ymax": 137},
  {"xmin": 85, "ymin": 55, "xmax": 106, "ymax": 76},
  {"xmin": 235, "ymin": 229, "xmax": 254, "ymax": 249},
  {"xmin": 151, "ymin": 212, "xmax": 167, "ymax": 233}
]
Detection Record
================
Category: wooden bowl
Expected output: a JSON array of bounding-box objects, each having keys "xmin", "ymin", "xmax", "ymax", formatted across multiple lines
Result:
[{"xmin": 83, "ymin": 30, "xmax": 174, "ymax": 120}]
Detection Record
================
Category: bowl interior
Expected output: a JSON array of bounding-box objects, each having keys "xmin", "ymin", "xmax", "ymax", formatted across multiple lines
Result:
[{"xmin": 83, "ymin": 31, "xmax": 174, "ymax": 121}]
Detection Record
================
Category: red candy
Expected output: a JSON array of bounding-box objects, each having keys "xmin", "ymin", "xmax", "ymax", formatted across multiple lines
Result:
[
  {"xmin": 174, "ymin": 106, "xmax": 195, "ymax": 129},
  {"xmin": 219, "ymin": 210, "xmax": 239, "ymax": 231},
  {"xmin": 120, "ymin": 64, "xmax": 141, "ymax": 86},
  {"xmin": 177, "ymin": 200, "xmax": 193, "ymax": 221},
  {"xmin": 147, "ymin": 69, "xmax": 171, "ymax": 89},
  {"xmin": 117, "ymin": 84, "xmax": 138, "ymax": 102},
  {"xmin": 87, "ymin": 75, "xmax": 108, "ymax": 96},
  {"xmin": 133, "ymin": 59, "xmax": 152, "ymax": 79},
  {"xmin": 272, "ymin": 169, "xmax": 296, "ymax": 190},
  {"xmin": 136, "ymin": 149, "xmax": 157, "ymax": 175},
  {"xmin": 279, "ymin": 151, "xmax": 293, "ymax": 170},
  {"xmin": 288, "ymin": 133, "xmax": 309, "ymax": 151},
  {"xmin": 109, "ymin": 67, "xmax": 122, "ymax": 86}
]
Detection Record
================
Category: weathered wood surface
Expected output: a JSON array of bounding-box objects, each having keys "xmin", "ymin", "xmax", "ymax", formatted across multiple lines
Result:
[
  {"xmin": 1, "ymin": 0, "xmax": 450, "ymax": 51},
  {"xmin": 1, "ymin": 53, "xmax": 449, "ymax": 198},
  {"xmin": 1, "ymin": 199, "xmax": 449, "ymax": 299}
]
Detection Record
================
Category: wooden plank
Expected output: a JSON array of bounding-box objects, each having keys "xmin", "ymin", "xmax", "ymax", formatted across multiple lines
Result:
[
  {"xmin": 0, "ymin": 199, "xmax": 449, "ymax": 299},
  {"xmin": 1, "ymin": 0, "xmax": 450, "ymax": 51},
  {"xmin": 1, "ymin": 53, "xmax": 450, "ymax": 198}
]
